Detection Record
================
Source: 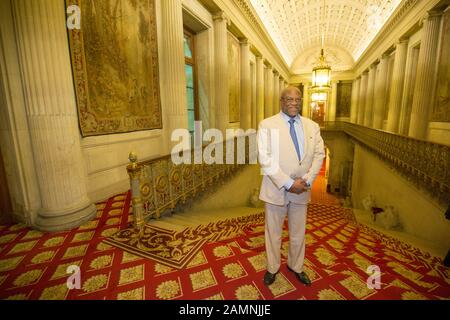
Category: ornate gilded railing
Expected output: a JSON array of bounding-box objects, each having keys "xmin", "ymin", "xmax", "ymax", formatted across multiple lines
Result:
[
  {"xmin": 127, "ymin": 134, "xmax": 256, "ymax": 231},
  {"xmin": 322, "ymin": 121, "xmax": 450, "ymax": 206}
]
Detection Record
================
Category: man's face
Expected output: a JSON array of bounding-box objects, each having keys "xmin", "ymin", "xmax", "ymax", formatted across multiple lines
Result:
[{"xmin": 281, "ymin": 90, "xmax": 302, "ymax": 117}]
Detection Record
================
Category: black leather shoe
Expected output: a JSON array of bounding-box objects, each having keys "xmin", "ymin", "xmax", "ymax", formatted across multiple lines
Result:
[
  {"xmin": 287, "ymin": 265, "xmax": 312, "ymax": 286},
  {"xmin": 263, "ymin": 271, "xmax": 277, "ymax": 286}
]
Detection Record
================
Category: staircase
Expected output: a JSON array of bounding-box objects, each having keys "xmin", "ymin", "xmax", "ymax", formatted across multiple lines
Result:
[
  {"xmin": 145, "ymin": 164, "xmax": 265, "ymax": 231},
  {"xmin": 147, "ymin": 206, "xmax": 264, "ymax": 231}
]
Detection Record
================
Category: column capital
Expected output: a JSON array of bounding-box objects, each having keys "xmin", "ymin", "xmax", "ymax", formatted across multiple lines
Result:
[
  {"xmin": 273, "ymin": 70, "xmax": 279, "ymax": 76},
  {"xmin": 381, "ymin": 52, "xmax": 391, "ymax": 59},
  {"xmin": 239, "ymin": 38, "xmax": 249, "ymax": 45},
  {"xmin": 427, "ymin": 10, "xmax": 444, "ymax": 19},
  {"xmin": 213, "ymin": 11, "xmax": 229, "ymax": 24},
  {"xmin": 397, "ymin": 37, "xmax": 409, "ymax": 45},
  {"xmin": 419, "ymin": 10, "xmax": 443, "ymax": 26}
]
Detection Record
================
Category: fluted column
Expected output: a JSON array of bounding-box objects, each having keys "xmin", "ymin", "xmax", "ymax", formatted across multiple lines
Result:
[
  {"xmin": 214, "ymin": 12, "xmax": 229, "ymax": 132},
  {"xmin": 264, "ymin": 64, "xmax": 274, "ymax": 118},
  {"xmin": 12, "ymin": 0, "xmax": 95, "ymax": 231},
  {"xmin": 302, "ymin": 83, "xmax": 309, "ymax": 118},
  {"xmin": 256, "ymin": 56, "xmax": 265, "ymax": 125},
  {"xmin": 272, "ymin": 71, "xmax": 280, "ymax": 115},
  {"xmin": 278, "ymin": 76, "xmax": 284, "ymax": 96},
  {"xmin": 373, "ymin": 54, "xmax": 389, "ymax": 129},
  {"xmin": 357, "ymin": 71, "xmax": 368, "ymax": 125},
  {"xmin": 364, "ymin": 64, "xmax": 377, "ymax": 127},
  {"xmin": 240, "ymin": 38, "xmax": 251, "ymax": 130},
  {"xmin": 386, "ymin": 39, "xmax": 409, "ymax": 133},
  {"xmin": 350, "ymin": 77, "xmax": 360, "ymax": 123},
  {"xmin": 398, "ymin": 48, "xmax": 419, "ymax": 135},
  {"xmin": 161, "ymin": 0, "xmax": 188, "ymax": 138},
  {"xmin": 329, "ymin": 81, "xmax": 338, "ymax": 122},
  {"xmin": 409, "ymin": 12, "xmax": 442, "ymax": 139}
]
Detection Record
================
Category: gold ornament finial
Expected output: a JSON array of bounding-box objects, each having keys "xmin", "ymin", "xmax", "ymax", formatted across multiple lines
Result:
[{"xmin": 129, "ymin": 152, "xmax": 138, "ymax": 169}]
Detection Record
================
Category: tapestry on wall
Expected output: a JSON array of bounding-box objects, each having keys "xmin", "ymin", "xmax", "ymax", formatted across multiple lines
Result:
[
  {"xmin": 67, "ymin": 0, "xmax": 162, "ymax": 136},
  {"xmin": 432, "ymin": 8, "xmax": 450, "ymax": 122},
  {"xmin": 336, "ymin": 81, "xmax": 352, "ymax": 118},
  {"xmin": 228, "ymin": 32, "xmax": 240, "ymax": 123}
]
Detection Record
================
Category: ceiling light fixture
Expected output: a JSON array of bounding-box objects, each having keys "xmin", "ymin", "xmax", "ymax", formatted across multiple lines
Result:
[{"xmin": 312, "ymin": 0, "xmax": 331, "ymax": 90}]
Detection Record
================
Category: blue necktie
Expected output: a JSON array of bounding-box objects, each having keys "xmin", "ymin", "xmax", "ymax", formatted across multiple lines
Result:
[{"xmin": 289, "ymin": 118, "xmax": 301, "ymax": 160}]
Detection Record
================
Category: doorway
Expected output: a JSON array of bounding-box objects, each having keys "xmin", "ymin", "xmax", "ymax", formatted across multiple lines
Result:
[{"xmin": 311, "ymin": 101, "xmax": 325, "ymax": 127}]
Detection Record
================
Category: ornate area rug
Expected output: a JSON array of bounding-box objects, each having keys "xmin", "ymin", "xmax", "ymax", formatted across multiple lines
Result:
[{"xmin": 103, "ymin": 213, "xmax": 265, "ymax": 269}]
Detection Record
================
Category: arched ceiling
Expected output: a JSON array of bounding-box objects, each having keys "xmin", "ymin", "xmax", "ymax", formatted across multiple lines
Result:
[{"xmin": 248, "ymin": 0, "xmax": 402, "ymax": 73}]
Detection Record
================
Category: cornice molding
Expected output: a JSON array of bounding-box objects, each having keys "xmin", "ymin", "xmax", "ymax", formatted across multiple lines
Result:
[
  {"xmin": 355, "ymin": 0, "xmax": 419, "ymax": 69},
  {"xmin": 354, "ymin": 0, "xmax": 443, "ymax": 73},
  {"xmin": 219, "ymin": 0, "xmax": 290, "ymax": 79}
]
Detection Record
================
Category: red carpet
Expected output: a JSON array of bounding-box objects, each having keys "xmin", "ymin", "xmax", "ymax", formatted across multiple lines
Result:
[{"xmin": 0, "ymin": 185, "xmax": 449, "ymax": 299}]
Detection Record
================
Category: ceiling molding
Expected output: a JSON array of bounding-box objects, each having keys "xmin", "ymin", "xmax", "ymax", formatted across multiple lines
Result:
[
  {"xmin": 354, "ymin": 0, "xmax": 420, "ymax": 70},
  {"xmin": 197, "ymin": 0, "xmax": 291, "ymax": 78},
  {"xmin": 354, "ymin": 0, "xmax": 443, "ymax": 74},
  {"xmin": 247, "ymin": 0, "xmax": 403, "ymax": 68}
]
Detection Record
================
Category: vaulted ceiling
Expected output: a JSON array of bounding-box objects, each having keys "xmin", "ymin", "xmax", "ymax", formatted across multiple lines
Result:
[{"xmin": 248, "ymin": 0, "xmax": 402, "ymax": 73}]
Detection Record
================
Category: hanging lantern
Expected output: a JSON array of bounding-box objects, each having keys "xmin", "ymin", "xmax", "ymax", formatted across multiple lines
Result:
[{"xmin": 312, "ymin": 49, "xmax": 331, "ymax": 89}]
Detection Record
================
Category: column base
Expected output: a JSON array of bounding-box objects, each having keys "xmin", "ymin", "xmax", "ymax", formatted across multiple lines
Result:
[{"xmin": 34, "ymin": 203, "xmax": 97, "ymax": 232}]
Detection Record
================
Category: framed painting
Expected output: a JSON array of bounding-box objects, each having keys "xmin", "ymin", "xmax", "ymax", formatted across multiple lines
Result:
[
  {"xmin": 336, "ymin": 81, "xmax": 352, "ymax": 118},
  {"xmin": 432, "ymin": 8, "xmax": 450, "ymax": 122},
  {"xmin": 67, "ymin": 0, "xmax": 162, "ymax": 136}
]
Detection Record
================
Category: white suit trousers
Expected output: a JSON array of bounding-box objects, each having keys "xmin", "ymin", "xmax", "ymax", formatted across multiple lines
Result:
[{"xmin": 264, "ymin": 201, "xmax": 307, "ymax": 274}]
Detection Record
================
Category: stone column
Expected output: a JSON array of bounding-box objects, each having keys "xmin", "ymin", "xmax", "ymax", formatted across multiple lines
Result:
[
  {"xmin": 329, "ymin": 81, "xmax": 338, "ymax": 122},
  {"xmin": 279, "ymin": 78, "xmax": 284, "ymax": 98},
  {"xmin": 386, "ymin": 39, "xmax": 409, "ymax": 133},
  {"xmin": 364, "ymin": 64, "xmax": 377, "ymax": 127},
  {"xmin": 350, "ymin": 77, "xmax": 360, "ymax": 123},
  {"xmin": 373, "ymin": 54, "xmax": 389, "ymax": 129},
  {"xmin": 213, "ymin": 12, "xmax": 229, "ymax": 133},
  {"xmin": 12, "ymin": 0, "xmax": 95, "ymax": 231},
  {"xmin": 409, "ymin": 12, "xmax": 442, "ymax": 139},
  {"xmin": 256, "ymin": 56, "xmax": 265, "ymax": 125},
  {"xmin": 302, "ymin": 83, "xmax": 309, "ymax": 118},
  {"xmin": 398, "ymin": 47, "xmax": 420, "ymax": 135},
  {"xmin": 240, "ymin": 38, "xmax": 251, "ymax": 130},
  {"xmin": 161, "ymin": 0, "xmax": 188, "ymax": 140},
  {"xmin": 357, "ymin": 71, "xmax": 368, "ymax": 125},
  {"xmin": 264, "ymin": 64, "xmax": 274, "ymax": 118},
  {"xmin": 272, "ymin": 71, "xmax": 280, "ymax": 115}
]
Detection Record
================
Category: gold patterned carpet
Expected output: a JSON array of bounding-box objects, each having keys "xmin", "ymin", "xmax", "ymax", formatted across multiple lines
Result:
[{"xmin": 0, "ymin": 177, "xmax": 449, "ymax": 299}]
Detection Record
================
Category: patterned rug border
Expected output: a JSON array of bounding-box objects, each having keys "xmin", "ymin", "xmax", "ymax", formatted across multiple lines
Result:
[{"xmin": 104, "ymin": 211, "xmax": 266, "ymax": 269}]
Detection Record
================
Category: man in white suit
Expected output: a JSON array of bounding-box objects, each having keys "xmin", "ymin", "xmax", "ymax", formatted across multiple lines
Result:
[{"xmin": 257, "ymin": 86, "xmax": 325, "ymax": 286}]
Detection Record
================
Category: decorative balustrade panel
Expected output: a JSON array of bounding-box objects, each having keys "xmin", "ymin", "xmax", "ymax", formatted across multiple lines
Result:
[
  {"xmin": 323, "ymin": 122, "xmax": 450, "ymax": 206},
  {"xmin": 127, "ymin": 135, "xmax": 254, "ymax": 229}
]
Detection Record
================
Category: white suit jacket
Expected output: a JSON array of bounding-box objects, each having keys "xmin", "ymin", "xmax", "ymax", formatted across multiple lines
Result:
[{"xmin": 257, "ymin": 113, "xmax": 325, "ymax": 206}]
